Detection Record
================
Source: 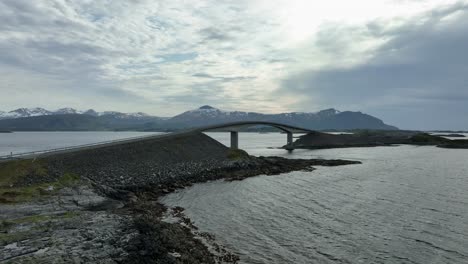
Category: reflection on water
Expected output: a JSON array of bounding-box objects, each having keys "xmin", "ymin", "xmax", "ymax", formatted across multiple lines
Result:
[{"xmin": 162, "ymin": 132, "xmax": 468, "ymax": 264}]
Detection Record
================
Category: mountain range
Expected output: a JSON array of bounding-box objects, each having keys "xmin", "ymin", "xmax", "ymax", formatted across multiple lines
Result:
[
  {"xmin": 0, "ymin": 107, "xmax": 154, "ymax": 120},
  {"xmin": 0, "ymin": 105, "xmax": 397, "ymax": 131}
]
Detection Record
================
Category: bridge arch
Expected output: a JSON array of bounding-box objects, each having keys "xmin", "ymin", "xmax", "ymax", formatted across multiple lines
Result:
[{"xmin": 190, "ymin": 121, "xmax": 312, "ymax": 149}]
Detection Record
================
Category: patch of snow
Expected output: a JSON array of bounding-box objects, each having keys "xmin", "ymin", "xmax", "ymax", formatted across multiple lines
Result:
[
  {"xmin": 55, "ymin": 108, "xmax": 82, "ymax": 114},
  {"xmin": 127, "ymin": 112, "xmax": 150, "ymax": 118},
  {"xmin": 4, "ymin": 107, "xmax": 52, "ymax": 118}
]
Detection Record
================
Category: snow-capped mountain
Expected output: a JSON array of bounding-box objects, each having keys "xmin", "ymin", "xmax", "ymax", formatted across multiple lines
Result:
[
  {"xmin": 171, "ymin": 105, "xmax": 341, "ymax": 123},
  {"xmin": 55, "ymin": 108, "xmax": 83, "ymax": 115},
  {"xmin": 169, "ymin": 105, "xmax": 262, "ymax": 125},
  {"xmin": 0, "ymin": 108, "xmax": 157, "ymax": 120},
  {"xmin": 98, "ymin": 111, "xmax": 152, "ymax": 119},
  {"xmin": 316, "ymin": 108, "xmax": 341, "ymax": 117},
  {"xmin": 166, "ymin": 105, "xmax": 396, "ymax": 130},
  {"xmin": 183, "ymin": 105, "xmax": 255, "ymax": 118},
  {"xmin": 0, "ymin": 108, "xmax": 53, "ymax": 119},
  {"xmin": 83, "ymin": 109, "xmax": 99, "ymax": 116}
]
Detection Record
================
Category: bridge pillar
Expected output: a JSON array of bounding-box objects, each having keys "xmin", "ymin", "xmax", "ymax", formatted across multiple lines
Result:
[
  {"xmin": 230, "ymin": 131, "xmax": 239, "ymax": 149},
  {"xmin": 287, "ymin": 132, "xmax": 293, "ymax": 145}
]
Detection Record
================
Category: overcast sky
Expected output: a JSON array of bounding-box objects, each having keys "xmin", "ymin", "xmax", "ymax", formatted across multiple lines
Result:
[{"xmin": 0, "ymin": 0, "xmax": 467, "ymax": 130}]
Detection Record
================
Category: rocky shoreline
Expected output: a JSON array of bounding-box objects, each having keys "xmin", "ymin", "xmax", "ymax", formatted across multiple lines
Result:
[
  {"xmin": 0, "ymin": 132, "xmax": 360, "ymax": 263},
  {"xmin": 101, "ymin": 154, "xmax": 361, "ymax": 264}
]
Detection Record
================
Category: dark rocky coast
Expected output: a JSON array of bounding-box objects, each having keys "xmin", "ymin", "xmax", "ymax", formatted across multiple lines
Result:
[
  {"xmin": 434, "ymin": 133, "xmax": 465, "ymax": 138},
  {"xmin": 437, "ymin": 140, "xmax": 468, "ymax": 149},
  {"xmin": 288, "ymin": 130, "xmax": 468, "ymax": 149},
  {"xmin": 0, "ymin": 132, "xmax": 359, "ymax": 263}
]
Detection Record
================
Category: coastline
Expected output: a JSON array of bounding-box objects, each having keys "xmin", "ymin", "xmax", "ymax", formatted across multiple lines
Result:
[
  {"xmin": 105, "ymin": 154, "xmax": 360, "ymax": 263},
  {"xmin": 0, "ymin": 132, "xmax": 360, "ymax": 263}
]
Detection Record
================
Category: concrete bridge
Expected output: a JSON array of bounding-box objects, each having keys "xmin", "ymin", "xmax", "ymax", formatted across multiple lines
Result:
[{"xmin": 191, "ymin": 121, "xmax": 312, "ymax": 149}]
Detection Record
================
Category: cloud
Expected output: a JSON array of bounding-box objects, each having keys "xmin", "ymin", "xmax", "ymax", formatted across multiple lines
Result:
[
  {"xmin": 192, "ymin": 73, "xmax": 256, "ymax": 82},
  {"xmin": 0, "ymin": 0, "xmax": 282, "ymax": 114},
  {"xmin": 279, "ymin": 3, "xmax": 468, "ymax": 130},
  {"xmin": 199, "ymin": 27, "xmax": 233, "ymax": 42},
  {"xmin": 0, "ymin": 0, "xmax": 467, "ymax": 128}
]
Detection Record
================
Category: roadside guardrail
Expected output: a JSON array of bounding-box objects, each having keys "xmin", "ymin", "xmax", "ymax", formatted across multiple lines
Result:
[{"xmin": 0, "ymin": 133, "xmax": 166, "ymax": 161}]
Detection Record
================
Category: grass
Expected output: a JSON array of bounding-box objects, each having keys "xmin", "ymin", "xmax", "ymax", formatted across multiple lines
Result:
[
  {"xmin": 0, "ymin": 219, "xmax": 14, "ymax": 231},
  {"xmin": 227, "ymin": 149, "xmax": 249, "ymax": 160},
  {"xmin": 0, "ymin": 170, "xmax": 81, "ymax": 204},
  {"xmin": 9, "ymin": 211, "xmax": 81, "ymax": 225},
  {"xmin": 0, "ymin": 231, "xmax": 34, "ymax": 246},
  {"xmin": 0, "ymin": 159, "xmax": 48, "ymax": 188}
]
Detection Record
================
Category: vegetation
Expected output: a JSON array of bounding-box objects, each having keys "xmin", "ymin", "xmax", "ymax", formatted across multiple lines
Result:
[
  {"xmin": 0, "ymin": 159, "xmax": 80, "ymax": 203},
  {"xmin": 0, "ymin": 230, "xmax": 35, "ymax": 246},
  {"xmin": 0, "ymin": 159, "xmax": 48, "ymax": 187},
  {"xmin": 227, "ymin": 149, "xmax": 249, "ymax": 160},
  {"xmin": 7, "ymin": 211, "xmax": 80, "ymax": 226}
]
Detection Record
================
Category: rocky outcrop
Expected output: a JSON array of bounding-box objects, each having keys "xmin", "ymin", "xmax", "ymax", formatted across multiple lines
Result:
[{"xmin": 0, "ymin": 185, "xmax": 134, "ymax": 263}]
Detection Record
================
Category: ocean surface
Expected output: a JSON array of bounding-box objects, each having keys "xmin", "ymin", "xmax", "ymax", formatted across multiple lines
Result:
[{"xmin": 161, "ymin": 132, "xmax": 468, "ymax": 264}]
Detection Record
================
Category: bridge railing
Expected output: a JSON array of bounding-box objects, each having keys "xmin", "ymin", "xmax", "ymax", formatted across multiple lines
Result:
[{"xmin": 0, "ymin": 133, "xmax": 166, "ymax": 161}]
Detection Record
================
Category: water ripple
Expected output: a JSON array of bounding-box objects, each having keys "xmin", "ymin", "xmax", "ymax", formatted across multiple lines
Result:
[{"xmin": 162, "ymin": 143, "xmax": 468, "ymax": 264}]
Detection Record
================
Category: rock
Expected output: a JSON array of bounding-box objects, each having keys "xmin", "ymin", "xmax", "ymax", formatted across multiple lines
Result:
[{"xmin": 169, "ymin": 252, "xmax": 181, "ymax": 258}]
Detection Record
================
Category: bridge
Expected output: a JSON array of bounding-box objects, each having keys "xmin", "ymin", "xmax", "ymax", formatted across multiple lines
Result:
[
  {"xmin": 0, "ymin": 121, "xmax": 312, "ymax": 161},
  {"xmin": 192, "ymin": 121, "xmax": 312, "ymax": 149}
]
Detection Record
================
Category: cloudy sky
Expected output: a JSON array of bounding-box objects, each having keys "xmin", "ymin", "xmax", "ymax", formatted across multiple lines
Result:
[{"xmin": 0, "ymin": 0, "xmax": 467, "ymax": 130}]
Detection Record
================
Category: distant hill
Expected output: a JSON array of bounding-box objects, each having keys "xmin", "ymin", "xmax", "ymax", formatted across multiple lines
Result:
[
  {"xmin": 0, "ymin": 115, "xmax": 106, "ymax": 131},
  {"xmin": 0, "ymin": 105, "xmax": 398, "ymax": 131}
]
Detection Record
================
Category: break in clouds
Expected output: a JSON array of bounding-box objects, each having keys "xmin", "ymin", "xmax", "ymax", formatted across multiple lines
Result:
[{"xmin": 0, "ymin": 0, "xmax": 467, "ymax": 130}]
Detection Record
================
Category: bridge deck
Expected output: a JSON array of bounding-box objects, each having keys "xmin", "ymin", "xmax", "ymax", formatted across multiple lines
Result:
[{"xmin": 194, "ymin": 121, "xmax": 312, "ymax": 133}]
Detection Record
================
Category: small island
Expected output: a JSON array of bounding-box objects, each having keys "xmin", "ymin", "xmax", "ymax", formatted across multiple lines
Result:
[{"xmin": 287, "ymin": 130, "xmax": 468, "ymax": 149}]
